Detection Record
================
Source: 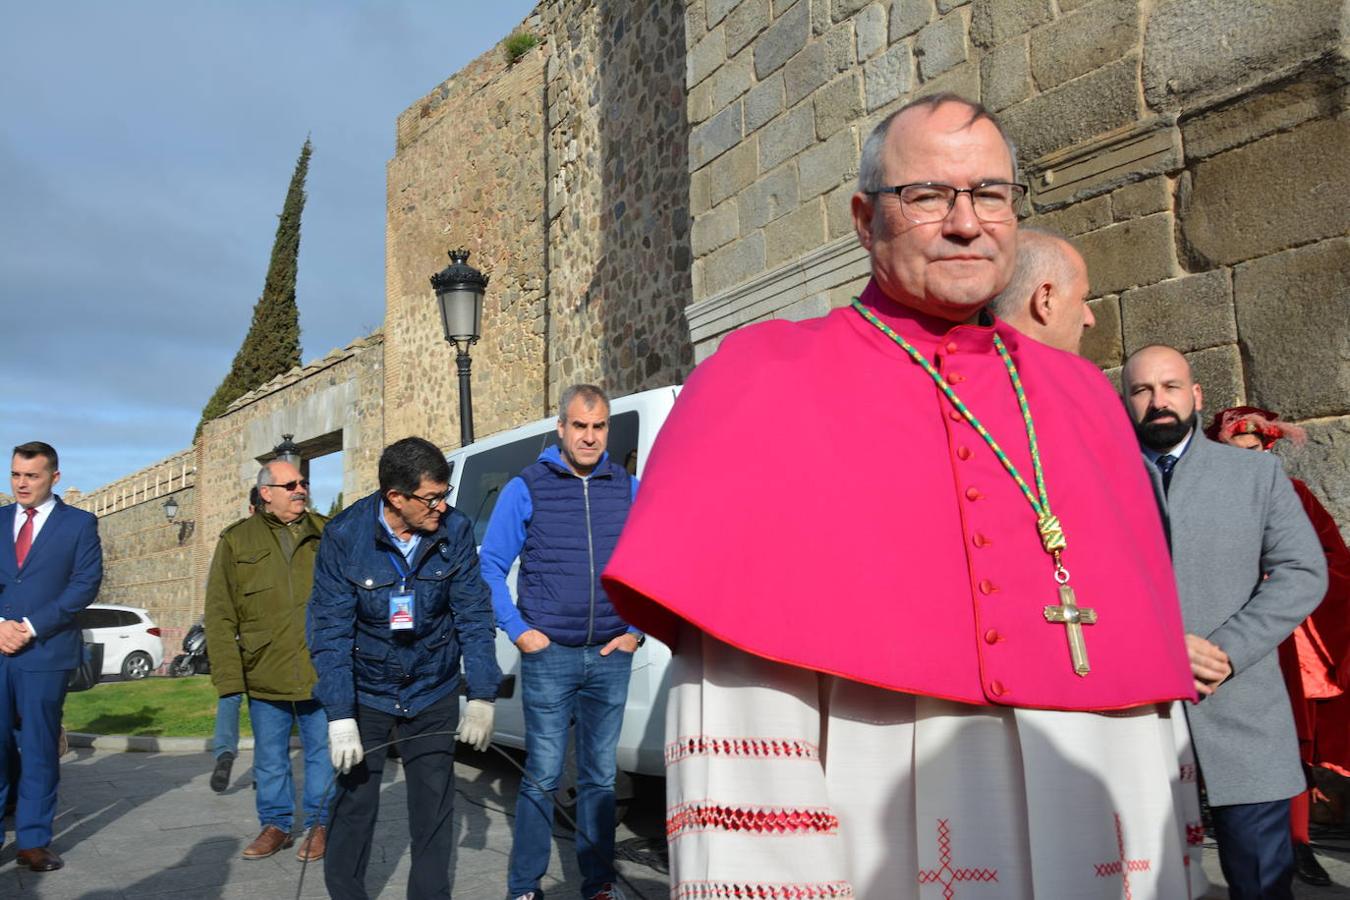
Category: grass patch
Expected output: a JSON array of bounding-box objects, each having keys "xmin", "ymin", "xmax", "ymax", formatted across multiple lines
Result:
[
  {"xmin": 502, "ymin": 31, "xmax": 539, "ymax": 64},
  {"xmin": 63, "ymin": 675, "xmax": 253, "ymax": 738}
]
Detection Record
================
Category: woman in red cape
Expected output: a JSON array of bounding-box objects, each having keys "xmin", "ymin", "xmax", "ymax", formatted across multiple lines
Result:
[{"xmin": 1208, "ymin": 406, "xmax": 1350, "ymax": 886}]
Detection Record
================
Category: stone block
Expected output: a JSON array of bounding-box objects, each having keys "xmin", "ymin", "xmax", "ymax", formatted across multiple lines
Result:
[
  {"xmin": 746, "ymin": 72, "xmax": 787, "ymax": 130},
  {"xmin": 775, "ymin": 0, "xmax": 804, "ymax": 13},
  {"xmin": 891, "ymin": 0, "xmax": 933, "ymax": 40},
  {"xmin": 690, "ymin": 99, "xmax": 744, "ymax": 170},
  {"xmin": 705, "ymin": 50, "xmax": 755, "ymax": 115},
  {"xmin": 692, "ymin": 200, "xmax": 741, "ymax": 256},
  {"xmin": 1030, "ymin": 0, "xmax": 1138, "ymax": 91},
  {"xmin": 704, "ymin": 231, "xmax": 767, "ymax": 295},
  {"xmin": 766, "ymin": 197, "xmax": 828, "ymax": 267},
  {"xmin": 784, "ymin": 24, "xmax": 856, "ymax": 106},
  {"xmin": 980, "ymin": 35, "xmax": 1031, "ymax": 112},
  {"xmin": 755, "ymin": 0, "xmax": 811, "ymax": 78},
  {"xmin": 1234, "ymin": 238, "xmax": 1350, "ymax": 420},
  {"xmin": 758, "ymin": 102, "xmax": 817, "ymax": 170},
  {"xmin": 777, "ymin": 292, "xmax": 833, "ymax": 321},
  {"xmin": 711, "ymin": 138, "xmax": 760, "ymax": 205},
  {"xmin": 1000, "ymin": 56, "xmax": 1138, "ymax": 162},
  {"xmin": 1079, "ymin": 294, "xmax": 1123, "ymax": 369},
  {"xmin": 1071, "ymin": 212, "xmax": 1177, "ymax": 296},
  {"xmin": 1278, "ymin": 417, "xmax": 1350, "ymax": 543},
  {"xmin": 1119, "ymin": 270, "xmax": 1235, "ymax": 356},
  {"xmin": 689, "ymin": 0, "xmax": 710, "ymax": 48},
  {"xmin": 800, "ymin": 125, "xmax": 860, "ymax": 198},
  {"xmin": 970, "ymin": 0, "xmax": 1053, "ymax": 48},
  {"xmin": 938, "ymin": 0, "xmax": 970, "ymax": 10},
  {"xmin": 1143, "ymin": 0, "xmax": 1341, "ymax": 110},
  {"xmin": 707, "ymin": 0, "xmax": 744, "ymax": 27},
  {"xmin": 833, "ymin": 0, "xmax": 873, "ymax": 19},
  {"xmin": 1185, "ymin": 344, "xmax": 1245, "ymax": 414},
  {"xmin": 865, "ymin": 40, "xmax": 914, "ymax": 111},
  {"xmin": 916, "ymin": 11, "xmax": 968, "ymax": 82},
  {"xmin": 913, "ymin": 60, "xmax": 980, "ymax": 102},
  {"xmin": 688, "ymin": 26, "xmax": 726, "ymax": 89},
  {"xmin": 1110, "ymin": 176, "xmax": 1170, "ymax": 222},
  {"xmin": 1029, "ymin": 194, "xmax": 1111, "ymax": 236},
  {"xmin": 1179, "ymin": 117, "xmax": 1350, "ymax": 268},
  {"xmin": 810, "ymin": 0, "xmax": 832, "ymax": 34},
  {"xmin": 826, "ymin": 181, "xmax": 858, "ymax": 237},
  {"xmin": 688, "ymin": 78, "xmax": 714, "ymax": 124},
  {"xmin": 691, "ymin": 167, "xmax": 713, "ymax": 216},
  {"xmin": 727, "ymin": 0, "xmax": 772, "ymax": 55},
  {"xmin": 815, "ymin": 72, "xmax": 864, "ymax": 138},
  {"xmin": 738, "ymin": 162, "xmax": 801, "ymax": 230},
  {"xmin": 856, "ymin": 3, "xmax": 889, "ymax": 59},
  {"xmin": 1181, "ymin": 68, "xmax": 1348, "ymax": 161}
]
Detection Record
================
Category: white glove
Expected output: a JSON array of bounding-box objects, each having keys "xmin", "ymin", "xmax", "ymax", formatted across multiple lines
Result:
[
  {"xmin": 328, "ymin": 718, "xmax": 364, "ymax": 774},
  {"xmin": 457, "ymin": 699, "xmax": 495, "ymax": 752}
]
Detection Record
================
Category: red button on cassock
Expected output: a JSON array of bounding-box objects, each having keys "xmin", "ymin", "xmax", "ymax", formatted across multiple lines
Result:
[
  {"xmin": 965, "ymin": 487, "xmax": 982, "ymax": 501},
  {"xmin": 989, "ymin": 680, "xmax": 1006, "ymax": 697},
  {"xmin": 957, "ymin": 446, "xmax": 973, "ymax": 460},
  {"xmin": 949, "ymin": 409, "xmax": 963, "ymax": 422},
  {"xmin": 948, "ymin": 373, "xmax": 966, "ymax": 384},
  {"xmin": 945, "ymin": 341, "xmax": 959, "ymax": 353},
  {"xmin": 972, "ymin": 533, "xmax": 990, "ymax": 548},
  {"xmin": 984, "ymin": 629, "xmax": 1000, "ymax": 644},
  {"xmin": 979, "ymin": 579, "xmax": 997, "ymax": 595}
]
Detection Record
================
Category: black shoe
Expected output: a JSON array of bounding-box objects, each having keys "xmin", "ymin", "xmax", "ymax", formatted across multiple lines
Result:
[
  {"xmin": 210, "ymin": 752, "xmax": 235, "ymax": 793},
  {"xmin": 1295, "ymin": 841, "xmax": 1332, "ymax": 886}
]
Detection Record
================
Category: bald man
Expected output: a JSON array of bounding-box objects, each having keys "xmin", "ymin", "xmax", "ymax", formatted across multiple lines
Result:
[
  {"xmin": 1123, "ymin": 344, "xmax": 1326, "ymax": 900},
  {"xmin": 989, "ymin": 228, "xmax": 1094, "ymax": 353}
]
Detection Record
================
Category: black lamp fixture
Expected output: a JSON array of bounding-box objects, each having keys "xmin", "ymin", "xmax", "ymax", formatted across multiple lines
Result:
[
  {"xmin": 430, "ymin": 248, "xmax": 489, "ymax": 447},
  {"xmin": 272, "ymin": 433, "xmax": 303, "ymax": 469},
  {"xmin": 163, "ymin": 496, "xmax": 194, "ymax": 544}
]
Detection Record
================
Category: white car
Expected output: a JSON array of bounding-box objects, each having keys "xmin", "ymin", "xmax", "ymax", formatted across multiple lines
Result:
[{"xmin": 73, "ymin": 604, "xmax": 165, "ymax": 680}]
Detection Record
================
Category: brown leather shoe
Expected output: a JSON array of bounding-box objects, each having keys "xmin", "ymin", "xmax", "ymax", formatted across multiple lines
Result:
[
  {"xmin": 241, "ymin": 825, "xmax": 294, "ymax": 860},
  {"xmin": 296, "ymin": 824, "xmax": 326, "ymax": 861},
  {"xmin": 16, "ymin": 846, "xmax": 64, "ymax": 871}
]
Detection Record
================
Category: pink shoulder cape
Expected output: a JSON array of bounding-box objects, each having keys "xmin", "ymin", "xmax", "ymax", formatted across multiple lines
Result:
[{"xmin": 603, "ymin": 281, "xmax": 1195, "ymax": 711}]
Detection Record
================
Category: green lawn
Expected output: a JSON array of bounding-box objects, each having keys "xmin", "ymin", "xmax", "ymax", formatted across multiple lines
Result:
[{"xmin": 63, "ymin": 675, "xmax": 253, "ymax": 738}]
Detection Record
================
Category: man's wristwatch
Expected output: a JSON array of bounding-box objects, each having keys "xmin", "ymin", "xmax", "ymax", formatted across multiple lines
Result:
[{"xmin": 632, "ymin": 633, "xmax": 646, "ymax": 648}]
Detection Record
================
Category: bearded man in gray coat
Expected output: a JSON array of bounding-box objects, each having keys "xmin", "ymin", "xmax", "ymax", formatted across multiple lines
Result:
[{"xmin": 1122, "ymin": 344, "xmax": 1327, "ymax": 900}]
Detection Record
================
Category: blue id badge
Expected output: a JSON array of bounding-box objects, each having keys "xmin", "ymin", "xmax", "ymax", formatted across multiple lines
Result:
[{"xmin": 388, "ymin": 590, "xmax": 415, "ymax": 631}]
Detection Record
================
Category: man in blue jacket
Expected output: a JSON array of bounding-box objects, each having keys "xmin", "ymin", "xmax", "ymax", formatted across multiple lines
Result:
[
  {"xmin": 308, "ymin": 436, "xmax": 500, "ymax": 900},
  {"xmin": 481, "ymin": 384, "xmax": 642, "ymax": 900},
  {"xmin": 0, "ymin": 441, "xmax": 102, "ymax": 873}
]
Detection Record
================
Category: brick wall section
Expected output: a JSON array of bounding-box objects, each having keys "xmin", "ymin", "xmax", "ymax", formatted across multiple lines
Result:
[{"xmin": 684, "ymin": 0, "xmax": 1349, "ymax": 533}]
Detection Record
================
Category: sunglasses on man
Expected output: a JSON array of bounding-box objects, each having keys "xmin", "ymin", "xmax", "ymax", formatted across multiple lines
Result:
[{"xmin": 264, "ymin": 479, "xmax": 311, "ymax": 492}]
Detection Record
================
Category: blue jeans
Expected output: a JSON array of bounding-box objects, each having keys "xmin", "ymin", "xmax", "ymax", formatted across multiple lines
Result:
[
  {"xmin": 247, "ymin": 697, "xmax": 332, "ymax": 832},
  {"xmin": 214, "ymin": 692, "xmax": 243, "ymax": 759},
  {"xmin": 1211, "ymin": 798, "xmax": 1296, "ymax": 900},
  {"xmin": 508, "ymin": 642, "xmax": 633, "ymax": 898}
]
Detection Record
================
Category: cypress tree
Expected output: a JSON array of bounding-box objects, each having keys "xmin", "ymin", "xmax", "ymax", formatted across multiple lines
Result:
[{"xmin": 197, "ymin": 138, "xmax": 311, "ymax": 437}]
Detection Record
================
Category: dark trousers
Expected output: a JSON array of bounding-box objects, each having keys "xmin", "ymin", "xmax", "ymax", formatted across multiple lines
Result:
[
  {"xmin": 0, "ymin": 665, "xmax": 68, "ymax": 849},
  {"xmin": 1211, "ymin": 798, "xmax": 1296, "ymax": 900},
  {"xmin": 324, "ymin": 692, "xmax": 460, "ymax": 900}
]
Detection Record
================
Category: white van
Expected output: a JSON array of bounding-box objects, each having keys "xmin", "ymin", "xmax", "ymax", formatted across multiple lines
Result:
[{"xmin": 446, "ymin": 386, "xmax": 680, "ymax": 780}]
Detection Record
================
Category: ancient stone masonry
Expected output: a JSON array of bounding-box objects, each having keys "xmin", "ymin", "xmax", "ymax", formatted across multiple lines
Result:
[{"xmin": 682, "ymin": 0, "xmax": 1350, "ymax": 533}]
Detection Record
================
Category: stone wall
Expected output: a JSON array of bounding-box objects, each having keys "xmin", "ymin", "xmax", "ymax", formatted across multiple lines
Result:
[{"xmin": 681, "ymin": 0, "xmax": 1350, "ymax": 530}]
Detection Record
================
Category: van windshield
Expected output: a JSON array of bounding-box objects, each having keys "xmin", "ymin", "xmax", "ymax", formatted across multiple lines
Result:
[{"xmin": 457, "ymin": 410, "xmax": 640, "ymax": 544}]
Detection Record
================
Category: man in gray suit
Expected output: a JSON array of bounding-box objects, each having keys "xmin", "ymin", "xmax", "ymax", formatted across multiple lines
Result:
[{"xmin": 1122, "ymin": 344, "xmax": 1327, "ymax": 899}]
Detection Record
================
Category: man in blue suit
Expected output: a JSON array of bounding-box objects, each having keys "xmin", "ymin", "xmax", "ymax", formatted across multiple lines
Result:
[{"xmin": 0, "ymin": 441, "xmax": 103, "ymax": 872}]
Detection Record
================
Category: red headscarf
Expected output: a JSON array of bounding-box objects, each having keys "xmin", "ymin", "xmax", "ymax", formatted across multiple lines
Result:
[{"xmin": 1205, "ymin": 405, "xmax": 1306, "ymax": 450}]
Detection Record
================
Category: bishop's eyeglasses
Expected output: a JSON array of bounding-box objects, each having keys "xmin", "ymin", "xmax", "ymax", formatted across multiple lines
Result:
[{"xmin": 867, "ymin": 181, "xmax": 1028, "ymax": 224}]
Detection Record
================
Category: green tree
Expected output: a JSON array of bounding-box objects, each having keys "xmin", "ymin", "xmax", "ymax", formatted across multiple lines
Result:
[
  {"xmin": 326, "ymin": 492, "xmax": 344, "ymax": 518},
  {"xmin": 197, "ymin": 138, "xmax": 311, "ymax": 437}
]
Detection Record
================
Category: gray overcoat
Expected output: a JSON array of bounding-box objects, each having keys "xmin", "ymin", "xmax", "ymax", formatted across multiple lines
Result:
[{"xmin": 1144, "ymin": 432, "xmax": 1327, "ymax": 806}]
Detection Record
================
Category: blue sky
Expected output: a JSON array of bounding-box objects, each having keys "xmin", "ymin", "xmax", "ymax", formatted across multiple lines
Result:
[{"xmin": 1, "ymin": 1, "xmax": 538, "ymax": 503}]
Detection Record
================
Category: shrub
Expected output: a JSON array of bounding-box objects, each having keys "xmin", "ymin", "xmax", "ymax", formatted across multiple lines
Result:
[{"xmin": 503, "ymin": 31, "xmax": 539, "ymax": 64}]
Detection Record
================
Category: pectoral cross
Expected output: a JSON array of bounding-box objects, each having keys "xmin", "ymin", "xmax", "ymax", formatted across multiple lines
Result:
[{"xmin": 1043, "ymin": 583, "xmax": 1097, "ymax": 676}]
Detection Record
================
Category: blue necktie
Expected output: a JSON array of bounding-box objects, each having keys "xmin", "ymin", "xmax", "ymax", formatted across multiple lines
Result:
[{"xmin": 1156, "ymin": 454, "xmax": 1178, "ymax": 492}]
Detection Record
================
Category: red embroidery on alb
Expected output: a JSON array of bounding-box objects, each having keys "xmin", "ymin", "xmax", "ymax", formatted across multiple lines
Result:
[
  {"xmin": 674, "ymin": 881, "xmax": 854, "ymax": 899},
  {"xmin": 916, "ymin": 820, "xmax": 999, "ymax": 899},
  {"xmin": 1093, "ymin": 813, "xmax": 1152, "ymax": 900},
  {"xmin": 1178, "ymin": 763, "xmax": 1197, "ymax": 782},
  {"xmin": 665, "ymin": 735, "xmax": 820, "ymax": 765},
  {"xmin": 1186, "ymin": 823, "xmax": 1205, "ymax": 846},
  {"xmin": 666, "ymin": 802, "xmax": 839, "ymax": 841}
]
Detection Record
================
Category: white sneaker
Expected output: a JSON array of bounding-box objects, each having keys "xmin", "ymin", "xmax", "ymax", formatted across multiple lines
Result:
[{"xmin": 589, "ymin": 886, "xmax": 626, "ymax": 900}]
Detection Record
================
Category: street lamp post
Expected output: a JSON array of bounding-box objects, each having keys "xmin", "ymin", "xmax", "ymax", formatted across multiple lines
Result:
[
  {"xmin": 430, "ymin": 249, "xmax": 489, "ymax": 447},
  {"xmin": 272, "ymin": 434, "xmax": 302, "ymax": 469}
]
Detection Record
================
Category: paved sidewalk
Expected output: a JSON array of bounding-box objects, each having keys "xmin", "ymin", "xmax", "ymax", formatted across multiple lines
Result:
[{"xmin": 0, "ymin": 746, "xmax": 669, "ymax": 899}]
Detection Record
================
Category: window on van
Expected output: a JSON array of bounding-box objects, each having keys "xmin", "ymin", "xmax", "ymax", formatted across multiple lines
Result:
[{"xmin": 456, "ymin": 410, "xmax": 642, "ymax": 545}]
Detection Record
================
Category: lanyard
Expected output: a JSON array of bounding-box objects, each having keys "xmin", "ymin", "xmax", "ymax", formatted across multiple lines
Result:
[{"xmin": 385, "ymin": 549, "xmax": 413, "ymax": 592}]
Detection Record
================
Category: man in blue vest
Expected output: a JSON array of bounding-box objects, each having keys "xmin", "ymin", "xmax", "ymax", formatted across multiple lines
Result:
[{"xmin": 481, "ymin": 384, "xmax": 642, "ymax": 900}]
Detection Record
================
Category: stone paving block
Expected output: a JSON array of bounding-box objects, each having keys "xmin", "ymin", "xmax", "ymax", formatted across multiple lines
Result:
[
  {"xmin": 1143, "ymin": 0, "xmax": 1341, "ymax": 109},
  {"xmin": 865, "ymin": 39, "xmax": 914, "ymax": 111},
  {"xmin": 1072, "ymin": 212, "xmax": 1177, "ymax": 296},
  {"xmin": 1179, "ymin": 116, "xmax": 1350, "ymax": 268},
  {"xmin": 1001, "ymin": 55, "xmax": 1139, "ymax": 162},
  {"xmin": 856, "ymin": 2, "xmax": 889, "ymax": 59},
  {"xmin": 755, "ymin": 0, "xmax": 811, "ymax": 77},
  {"xmin": 707, "ymin": 0, "xmax": 744, "ymax": 27},
  {"xmin": 970, "ymin": 0, "xmax": 1053, "ymax": 48},
  {"xmin": 1030, "ymin": 0, "xmax": 1138, "ymax": 91},
  {"xmin": 916, "ymin": 10, "xmax": 968, "ymax": 81},
  {"xmin": 1120, "ymin": 269, "xmax": 1235, "ymax": 356},
  {"xmin": 1234, "ymin": 237, "xmax": 1350, "ymax": 421},
  {"xmin": 980, "ymin": 34, "xmax": 1030, "ymax": 113},
  {"xmin": 891, "ymin": 0, "xmax": 934, "ymax": 40},
  {"xmin": 833, "ymin": 0, "xmax": 873, "ymax": 19}
]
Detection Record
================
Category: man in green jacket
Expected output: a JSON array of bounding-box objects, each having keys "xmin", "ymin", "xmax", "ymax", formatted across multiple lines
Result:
[{"xmin": 205, "ymin": 459, "xmax": 332, "ymax": 862}]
